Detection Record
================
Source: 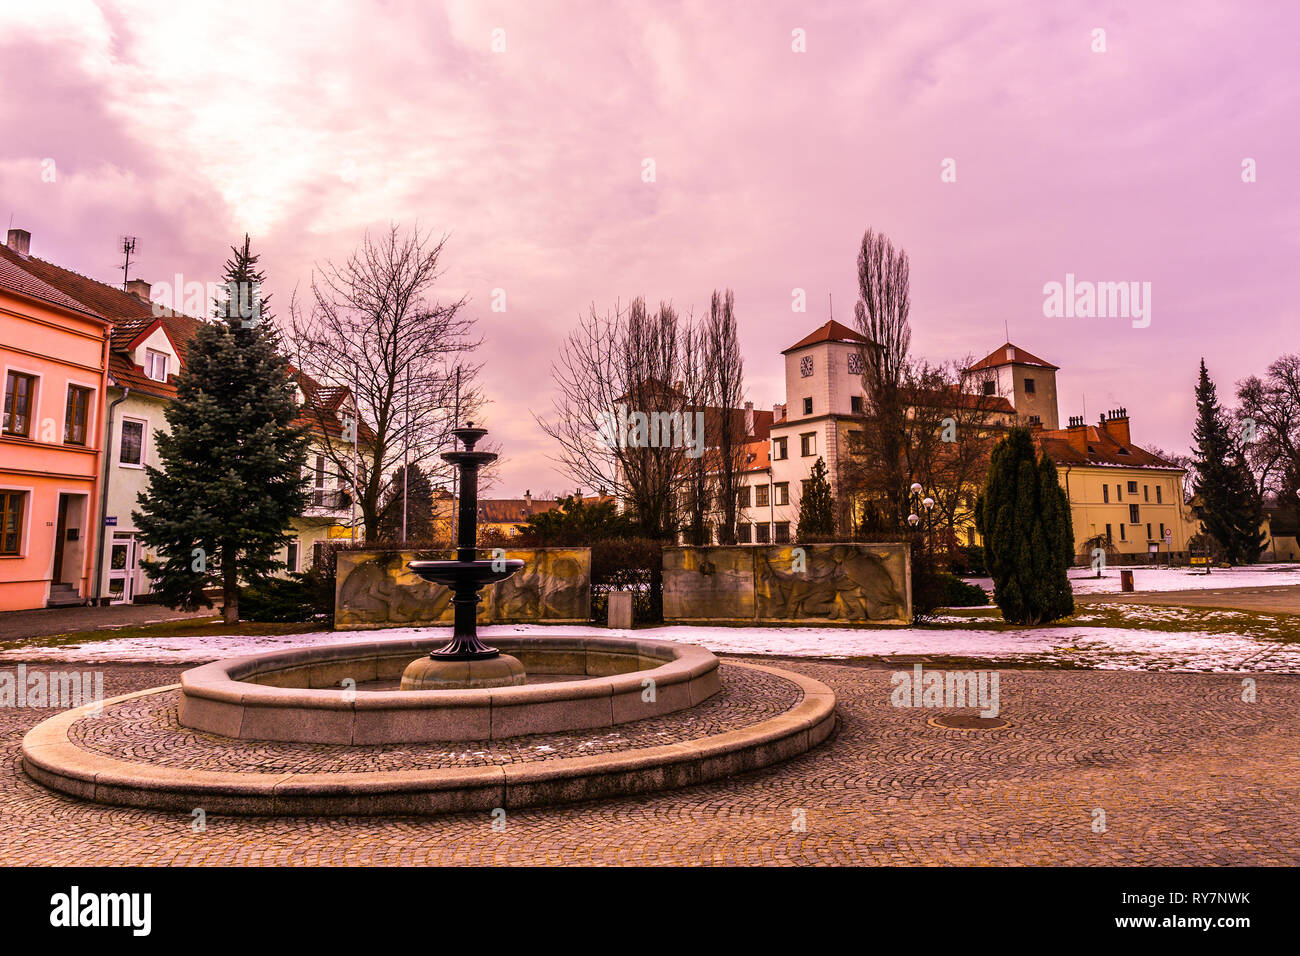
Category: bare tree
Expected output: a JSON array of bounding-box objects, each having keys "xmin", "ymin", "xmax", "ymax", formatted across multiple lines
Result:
[
  {"xmin": 538, "ymin": 297, "xmax": 692, "ymax": 538},
  {"xmin": 706, "ymin": 289, "xmax": 746, "ymax": 545},
  {"xmin": 1237, "ymin": 355, "xmax": 1300, "ymax": 498},
  {"xmin": 288, "ymin": 225, "xmax": 481, "ymax": 540},
  {"xmin": 852, "ymin": 228, "xmax": 912, "ymax": 528}
]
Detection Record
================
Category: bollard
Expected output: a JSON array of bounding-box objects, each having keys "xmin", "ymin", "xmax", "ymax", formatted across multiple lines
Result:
[
  {"xmin": 1120, "ymin": 569, "xmax": 1134, "ymax": 592},
  {"xmin": 607, "ymin": 591, "xmax": 634, "ymax": 629}
]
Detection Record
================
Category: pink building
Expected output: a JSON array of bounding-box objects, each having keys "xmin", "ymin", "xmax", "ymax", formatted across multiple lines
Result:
[{"xmin": 0, "ymin": 229, "xmax": 110, "ymax": 610}]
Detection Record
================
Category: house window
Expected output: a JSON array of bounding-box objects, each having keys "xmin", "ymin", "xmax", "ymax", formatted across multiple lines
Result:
[
  {"xmin": 1129, "ymin": 504, "xmax": 1140, "ymax": 524},
  {"xmin": 119, "ymin": 419, "xmax": 145, "ymax": 465},
  {"xmin": 1028, "ymin": 415, "xmax": 1041, "ymax": 426},
  {"xmin": 1159, "ymin": 522, "xmax": 1165, "ymax": 540},
  {"xmin": 1116, "ymin": 484, "xmax": 1123, "ymax": 502},
  {"xmin": 3, "ymin": 371, "xmax": 36, "ymax": 437},
  {"xmin": 800, "ymin": 432, "xmax": 816, "ymax": 457},
  {"xmin": 755, "ymin": 522, "xmax": 771, "ymax": 544},
  {"xmin": 982, "ymin": 380, "xmax": 995, "ymax": 396},
  {"xmin": 774, "ymin": 482, "xmax": 789, "ymax": 506},
  {"xmin": 145, "ymin": 349, "xmax": 169, "ymax": 382},
  {"xmin": 736, "ymin": 486, "xmax": 751, "ymax": 509},
  {"xmin": 1105, "ymin": 523, "xmax": 1113, "ymax": 543},
  {"xmin": 737, "ymin": 523, "xmax": 752, "ymax": 544},
  {"xmin": 64, "ymin": 385, "xmax": 92, "ymax": 445},
  {"xmin": 1120, "ymin": 524, "xmax": 1126, "ymax": 541},
  {"xmin": 1127, "ymin": 481, "xmax": 1138, "ymax": 494},
  {"xmin": 1024, "ymin": 378, "xmax": 1036, "ymax": 394},
  {"xmin": 773, "ymin": 437, "xmax": 788, "ymax": 460},
  {"xmin": 1143, "ymin": 485, "xmax": 1149, "ymax": 502},
  {"xmin": 0, "ymin": 490, "xmax": 25, "ymax": 555},
  {"xmin": 755, "ymin": 485, "xmax": 770, "ymax": 508},
  {"xmin": 286, "ymin": 538, "xmax": 299, "ymax": 573},
  {"xmin": 850, "ymin": 395, "xmax": 863, "ymax": 414},
  {"xmin": 802, "ymin": 397, "xmax": 813, "ymax": 416},
  {"xmin": 1103, "ymin": 484, "xmax": 1109, "ymax": 503},
  {"xmin": 314, "ymin": 455, "xmax": 327, "ymax": 506},
  {"xmin": 774, "ymin": 522, "xmax": 790, "ymax": 543},
  {"xmin": 1156, "ymin": 486, "xmax": 1163, "ymax": 504}
]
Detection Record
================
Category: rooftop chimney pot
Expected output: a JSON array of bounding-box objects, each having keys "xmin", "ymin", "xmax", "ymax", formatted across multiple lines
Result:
[{"xmin": 5, "ymin": 229, "xmax": 30, "ymax": 256}]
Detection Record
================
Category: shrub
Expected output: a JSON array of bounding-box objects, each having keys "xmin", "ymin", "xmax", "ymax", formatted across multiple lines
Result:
[
  {"xmin": 947, "ymin": 544, "xmax": 986, "ymax": 577},
  {"xmin": 240, "ymin": 574, "xmax": 321, "ymax": 623},
  {"xmin": 589, "ymin": 537, "xmax": 663, "ymax": 625}
]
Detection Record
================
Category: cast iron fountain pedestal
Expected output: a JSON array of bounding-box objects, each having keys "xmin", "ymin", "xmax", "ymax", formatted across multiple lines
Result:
[{"xmin": 400, "ymin": 423, "xmax": 528, "ymax": 691}]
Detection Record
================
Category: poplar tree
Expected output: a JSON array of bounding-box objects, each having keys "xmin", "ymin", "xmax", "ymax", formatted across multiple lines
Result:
[
  {"xmin": 1191, "ymin": 359, "xmax": 1265, "ymax": 563},
  {"xmin": 135, "ymin": 236, "xmax": 310, "ymax": 624},
  {"xmin": 976, "ymin": 427, "xmax": 1074, "ymax": 624}
]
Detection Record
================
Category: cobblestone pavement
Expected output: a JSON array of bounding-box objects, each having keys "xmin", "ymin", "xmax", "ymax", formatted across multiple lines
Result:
[
  {"xmin": 2, "ymin": 659, "xmax": 1297, "ymax": 865},
  {"xmin": 69, "ymin": 664, "xmax": 801, "ymax": 772}
]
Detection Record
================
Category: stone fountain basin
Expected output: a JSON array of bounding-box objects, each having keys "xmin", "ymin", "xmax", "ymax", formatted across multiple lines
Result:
[
  {"xmin": 406, "ymin": 557, "xmax": 525, "ymax": 588},
  {"xmin": 178, "ymin": 635, "xmax": 721, "ymax": 745}
]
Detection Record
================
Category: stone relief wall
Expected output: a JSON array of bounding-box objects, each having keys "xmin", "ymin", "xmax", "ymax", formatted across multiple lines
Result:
[
  {"xmin": 335, "ymin": 548, "xmax": 591, "ymax": 630},
  {"xmin": 663, "ymin": 543, "xmax": 911, "ymax": 625}
]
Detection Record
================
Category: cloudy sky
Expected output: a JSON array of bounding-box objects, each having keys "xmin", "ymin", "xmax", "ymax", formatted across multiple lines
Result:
[{"xmin": 2, "ymin": 0, "xmax": 1296, "ymax": 495}]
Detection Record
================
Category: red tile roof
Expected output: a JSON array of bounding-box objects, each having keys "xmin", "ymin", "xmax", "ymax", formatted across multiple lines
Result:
[
  {"xmin": 783, "ymin": 319, "xmax": 868, "ymax": 354},
  {"xmin": 969, "ymin": 342, "xmax": 1059, "ymax": 371},
  {"xmin": 1035, "ymin": 424, "xmax": 1179, "ymax": 470},
  {"xmin": 0, "ymin": 246, "xmax": 105, "ymax": 319}
]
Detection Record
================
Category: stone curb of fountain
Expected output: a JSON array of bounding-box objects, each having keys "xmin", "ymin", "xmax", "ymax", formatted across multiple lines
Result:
[
  {"xmin": 21, "ymin": 663, "xmax": 836, "ymax": 817},
  {"xmin": 178, "ymin": 636, "xmax": 723, "ymax": 744}
]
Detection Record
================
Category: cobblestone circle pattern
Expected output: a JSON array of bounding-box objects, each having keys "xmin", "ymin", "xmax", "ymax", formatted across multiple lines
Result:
[
  {"xmin": 5, "ymin": 659, "xmax": 1298, "ymax": 865},
  {"xmin": 66, "ymin": 664, "xmax": 801, "ymax": 773}
]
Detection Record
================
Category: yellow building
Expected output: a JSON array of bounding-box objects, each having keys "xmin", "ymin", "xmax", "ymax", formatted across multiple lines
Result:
[{"xmin": 1034, "ymin": 409, "xmax": 1198, "ymax": 563}]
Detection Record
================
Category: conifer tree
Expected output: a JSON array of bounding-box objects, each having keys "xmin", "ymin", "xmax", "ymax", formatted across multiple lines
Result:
[
  {"xmin": 135, "ymin": 236, "xmax": 310, "ymax": 623},
  {"xmin": 797, "ymin": 456, "xmax": 836, "ymax": 539},
  {"xmin": 977, "ymin": 427, "xmax": 1074, "ymax": 624},
  {"xmin": 1191, "ymin": 359, "xmax": 1265, "ymax": 563},
  {"xmin": 377, "ymin": 463, "xmax": 435, "ymax": 543}
]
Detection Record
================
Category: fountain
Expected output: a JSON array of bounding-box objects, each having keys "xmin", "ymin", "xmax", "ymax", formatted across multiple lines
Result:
[{"xmin": 400, "ymin": 422, "xmax": 528, "ymax": 690}]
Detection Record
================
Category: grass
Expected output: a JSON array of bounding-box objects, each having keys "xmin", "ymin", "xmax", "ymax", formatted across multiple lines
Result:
[
  {"xmin": 922, "ymin": 603, "xmax": 1299, "ymax": 642},
  {"xmin": 0, "ymin": 616, "xmax": 329, "ymax": 653}
]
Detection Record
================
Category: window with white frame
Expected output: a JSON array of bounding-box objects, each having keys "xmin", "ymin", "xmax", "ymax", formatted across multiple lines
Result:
[
  {"xmin": 145, "ymin": 349, "xmax": 169, "ymax": 382},
  {"xmin": 120, "ymin": 419, "xmax": 145, "ymax": 465}
]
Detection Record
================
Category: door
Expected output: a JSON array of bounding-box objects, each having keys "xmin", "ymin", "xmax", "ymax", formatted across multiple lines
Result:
[
  {"xmin": 107, "ymin": 534, "xmax": 136, "ymax": 604},
  {"xmin": 52, "ymin": 495, "xmax": 69, "ymax": 584}
]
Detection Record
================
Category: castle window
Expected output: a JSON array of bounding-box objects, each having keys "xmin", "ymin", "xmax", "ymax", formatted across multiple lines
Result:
[
  {"xmin": 982, "ymin": 380, "xmax": 995, "ymax": 396},
  {"xmin": 1024, "ymin": 378, "xmax": 1036, "ymax": 394},
  {"xmin": 850, "ymin": 395, "xmax": 863, "ymax": 414},
  {"xmin": 803, "ymin": 397, "xmax": 813, "ymax": 415}
]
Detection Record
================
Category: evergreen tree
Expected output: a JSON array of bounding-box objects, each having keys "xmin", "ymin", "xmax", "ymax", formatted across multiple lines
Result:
[
  {"xmin": 135, "ymin": 236, "xmax": 310, "ymax": 623},
  {"xmin": 977, "ymin": 427, "xmax": 1074, "ymax": 625},
  {"xmin": 1191, "ymin": 359, "xmax": 1265, "ymax": 564},
  {"xmin": 797, "ymin": 457, "xmax": 836, "ymax": 539},
  {"xmin": 377, "ymin": 463, "xmax": 434, "ymax": 543}
]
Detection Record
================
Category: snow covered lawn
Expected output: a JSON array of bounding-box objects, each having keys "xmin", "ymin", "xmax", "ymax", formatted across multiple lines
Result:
[
  {"xmin": 966, "ymin": 563, "xmax": 1300, "ymax": 596},
  {"xmin": 5, "ymin": 619, "xmax": 1296, "ymax": 673}
]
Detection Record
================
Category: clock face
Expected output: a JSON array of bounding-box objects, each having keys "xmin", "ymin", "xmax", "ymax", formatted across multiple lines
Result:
[
  {"xmin": 847, "ymin": 352, "xmax": 863, "ymax": 375},
  {"xmin": 800, "ymin": 356, "xmax": 814, "ymax": 378}
]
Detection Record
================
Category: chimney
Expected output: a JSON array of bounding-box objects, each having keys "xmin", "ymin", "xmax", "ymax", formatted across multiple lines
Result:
[
  {"xmin": 524, "ymin": 489, "xmax": 532, "ymax": 509},
  {"xmin": 772, "ymin": 402, "xmax": 785, "ymax": 423},
  {"xmin": 1066, "ymin": 414, "xmax": 1089, "ymax": 454},
  {"xmin": 744, "ymin": 400, "xmax": 754, "ymax": 437},
  {"xmin": 5, "ymin": 229, "xmax": 31, "ymax": 256},
  {"xmin": 126, "ymin": 278, "xmax": 151, "ymax": 302},
  {"xmin": 1101, "ymin": 407, "xmax": 1131, "ymax": 446}
]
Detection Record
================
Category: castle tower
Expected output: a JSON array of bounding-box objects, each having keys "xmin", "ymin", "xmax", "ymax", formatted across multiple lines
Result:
[{"xmin": 969, "ymin": 342, "xmax": 1060, "ymax": 430}]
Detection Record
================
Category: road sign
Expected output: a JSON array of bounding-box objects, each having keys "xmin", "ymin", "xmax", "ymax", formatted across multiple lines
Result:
[
  {"xmin": 1164, "ymin": 529, "xmax": 1173, "ymax": 544},
  {"xmin": 1191, "ymin": 556, "xmax": 1209, "ymax": 565}
]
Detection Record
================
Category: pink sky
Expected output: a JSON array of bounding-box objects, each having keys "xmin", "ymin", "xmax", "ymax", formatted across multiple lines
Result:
[{"xmin": 3, "ymin": 0, "xmax": 1297, "ymax": 496}]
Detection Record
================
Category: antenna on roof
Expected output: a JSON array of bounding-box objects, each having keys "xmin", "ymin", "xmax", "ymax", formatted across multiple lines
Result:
[
  {"xmin": 118, "ymin": 236, "xmax": 138, "ymax": 291},
  {"xmin": 1004, "ymin": 320, "xmax": 1009, "ymax": 343},
  {"xmin": 828, "ymin": 293, "xmax": 833, "ymax": 322}
]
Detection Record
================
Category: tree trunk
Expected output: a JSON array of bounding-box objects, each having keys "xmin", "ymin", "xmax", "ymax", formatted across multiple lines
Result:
[{"xmin": 222, "ymin": 543, "xmax": 239, "ymax": 625}]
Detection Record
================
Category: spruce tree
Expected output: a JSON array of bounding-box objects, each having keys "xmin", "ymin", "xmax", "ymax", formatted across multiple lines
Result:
[
  {"xmin": 1191, "ymin": 359, "xmax": 1265, "ymax": 564},
  {"xmin": 797, "ymin": 457, "xmax": 836, "ymax": 539},
  {"xmin": 977, "ymin": 427, "xmax": 1074, "ymax": 624},
  {"xmin": 135, "ymin": 236, "xmax": 310, "ymax": 623},
  {"xmin": 377, "ymin": 463, "xmax": 435, "ymax": 543}
]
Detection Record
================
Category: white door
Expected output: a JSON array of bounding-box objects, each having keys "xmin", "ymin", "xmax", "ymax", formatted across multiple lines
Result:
[{"xmin": 107, "ymin": 534, "xmax": 136, "ymax": 604}]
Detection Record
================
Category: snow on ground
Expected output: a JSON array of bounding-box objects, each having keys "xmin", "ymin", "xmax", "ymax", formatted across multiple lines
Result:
[
  {"xmin": 965, "ymin": 563, "xmax": 1300, "ymax": 596},
  {"xmin": 5, "ymin": 620, "xmax": 1297, "ymax": 673}
]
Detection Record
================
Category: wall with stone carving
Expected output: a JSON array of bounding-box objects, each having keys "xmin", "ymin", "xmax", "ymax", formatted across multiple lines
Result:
[
  {"xmin": 663, "ymin": 543, "xmax": 911, "ymax": 625},
  {"xmin": 335, "ymin": 548, "xmax": 591, "ymax": 630}
]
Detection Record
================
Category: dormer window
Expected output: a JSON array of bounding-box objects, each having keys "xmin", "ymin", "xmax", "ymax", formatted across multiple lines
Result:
[{"xmin": 145, "ymin": 349, "xmax": 168, "ymax": 382}]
